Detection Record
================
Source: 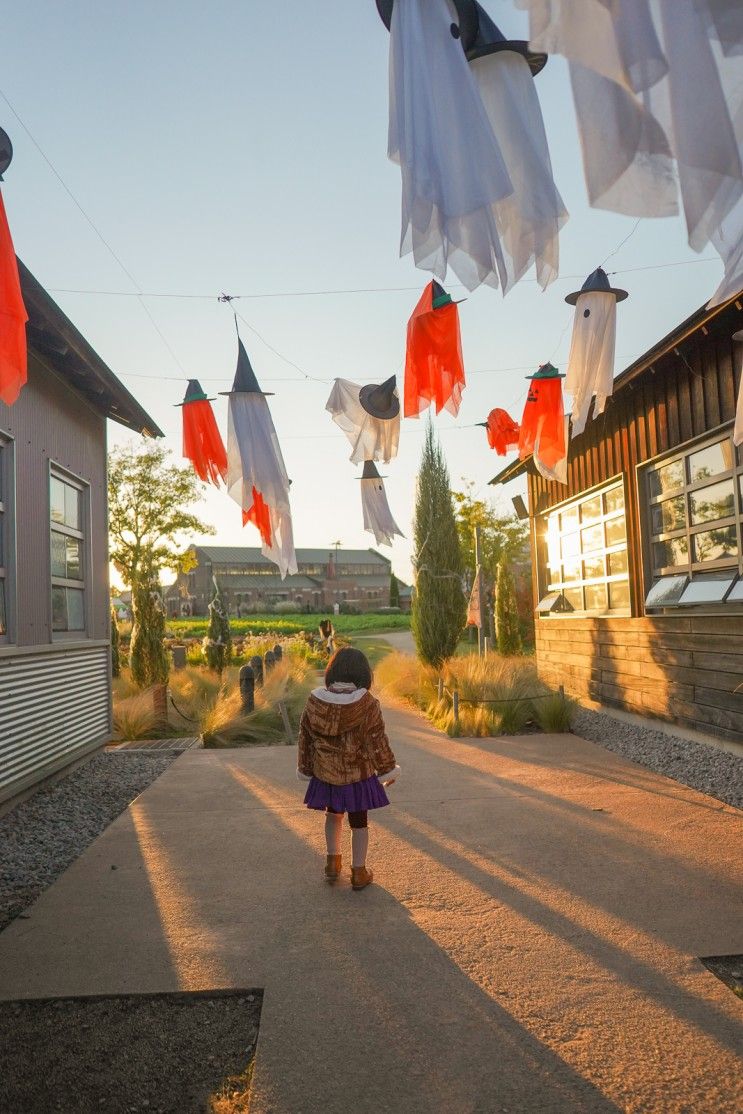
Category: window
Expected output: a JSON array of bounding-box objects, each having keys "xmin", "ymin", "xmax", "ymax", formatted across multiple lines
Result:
[
  {"xmin": 642, "ymin": 430, "xmax": 743, "ymax": 609},
  {"xmin": 50, "ymin": 471, "xmax": 86, "ymax": 633},
  {"xmin": 0, "ymin": 435, "xmax": 13, "ymax": 641},
  {"xmin": 538, "ymin": 479, "xmax": 630, "ymax": 617}
]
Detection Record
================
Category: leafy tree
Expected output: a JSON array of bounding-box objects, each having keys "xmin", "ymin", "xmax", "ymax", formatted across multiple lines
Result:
[
  {"xmin": 389, "ymin": 572, "xmax": 400, "ymax": 608},
  {"xmin": 495, "ymin": 557, "xmax": 523, "ymax": 655},
  {"xmin": 108, "ymin": 443, "xmax": 213, "ymax": 688},
  {"xmin": 411, "ymin": 420, "xmax": 466, "ymax": 667},
  {"xmin": 111, "ymin": 607, "xmax": 121, "ymax": 679},
  {"xmin": 203, "ymin": 581, "xmax": 232, "ymax": 674},
  {"xmin": 451, "ymin": 482, "xmax": 529, "ymax": 575}
]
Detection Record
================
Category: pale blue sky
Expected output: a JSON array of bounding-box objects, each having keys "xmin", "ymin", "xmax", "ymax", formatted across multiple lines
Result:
[{"xmin": 2, "ymin": 1, "xmax": 724, "ymax": 582}]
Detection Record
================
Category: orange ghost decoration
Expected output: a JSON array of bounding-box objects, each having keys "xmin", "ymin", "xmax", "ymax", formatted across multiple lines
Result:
[
  {"xmin": 404, "ymin": 280, "xmax": 465, "ymax": 418},
  {"xmin": 481, "ymin": 408, "xmax": 520, "ymax": 454},
  {"xmin": 178, "ymin": 380, "xmax": 228, "ymax": 487},
  {"xmin": 518, "ymin": 363, "xmax": 567, "ymax": 474},
  {"xmin": 0, "ymin": 192, "xmax": 27, "ymax": 407}
]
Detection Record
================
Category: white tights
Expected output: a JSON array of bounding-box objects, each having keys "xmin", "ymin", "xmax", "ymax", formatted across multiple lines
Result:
[{"xmin": 324, "ymin": 813, "xmax": 369, "ymax": 868}]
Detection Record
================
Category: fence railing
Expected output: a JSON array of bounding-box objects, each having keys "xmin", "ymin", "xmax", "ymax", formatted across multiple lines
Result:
[{"xmin": 437, "ymin": 677, "xmax": 565, "ymax": 727}]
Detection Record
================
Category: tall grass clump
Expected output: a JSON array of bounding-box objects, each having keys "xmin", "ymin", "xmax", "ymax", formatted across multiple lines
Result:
[
  {"xmin": 532, "ymin": 690, "xmax": 574, "ymax": 733},
  {"xmin": 113, "ymin": 689, "xmax": 158, "ymax": 740}
]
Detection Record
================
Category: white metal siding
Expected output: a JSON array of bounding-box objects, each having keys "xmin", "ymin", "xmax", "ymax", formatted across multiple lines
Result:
[{"xmin": 0, "ymin": 645, "xmax": 110, "ymax": 802}]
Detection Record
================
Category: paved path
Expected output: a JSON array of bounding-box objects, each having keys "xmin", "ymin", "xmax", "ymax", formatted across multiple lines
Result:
[{"xmin": 0, "ymin": 703, "xmax": 742, "ymax": 1112}]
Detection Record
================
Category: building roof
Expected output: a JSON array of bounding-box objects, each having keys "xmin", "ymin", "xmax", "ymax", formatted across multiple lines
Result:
[
  {"xmin": 193, "ymin": 545, "xmax": 391, "ymax": 567},
  {"xmin": 20, "ymin": 259, "xmax": 163, "ymax": 437},
  {"xmin": 214, "ymin": 574, "xmax": 321, "ymax": 591},
  {"xmin": 489, "ymin": 294, "xmax": 743, "ymax": 488}
]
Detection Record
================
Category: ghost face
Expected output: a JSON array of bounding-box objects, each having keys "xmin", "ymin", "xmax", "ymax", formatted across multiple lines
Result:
[{"xmin": 565, "ymin": 291, "xmax": 617, "ymax": 435}]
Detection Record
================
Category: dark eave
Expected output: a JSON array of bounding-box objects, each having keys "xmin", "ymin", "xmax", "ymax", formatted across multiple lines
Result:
[
  {"xmin": 19, "ymin": 259, "xmax": 163, "ymax": 437},
  {"xmin": 489, "ymin": 293, "xmax": 743, "ymax": 487}
]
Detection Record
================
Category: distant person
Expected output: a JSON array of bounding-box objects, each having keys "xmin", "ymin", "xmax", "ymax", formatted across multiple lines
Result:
[
  {"xmin": 297, "ymin": 647, "xmax": 399, "ymax": 891},
  {"xmin": 318, "ymin": 618, "xmax": 335, "ymax": 653}
]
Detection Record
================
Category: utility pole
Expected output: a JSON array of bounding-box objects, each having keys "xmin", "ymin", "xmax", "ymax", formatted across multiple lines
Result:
[{"xmin": 474, "ymin": 525, "xmax": 486, "ymax": 657}]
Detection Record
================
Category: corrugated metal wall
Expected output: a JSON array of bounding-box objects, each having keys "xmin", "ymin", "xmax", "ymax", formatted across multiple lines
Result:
[{"xmin": 0, "ymin": 644, "xmax": 110, "ymax": 802}]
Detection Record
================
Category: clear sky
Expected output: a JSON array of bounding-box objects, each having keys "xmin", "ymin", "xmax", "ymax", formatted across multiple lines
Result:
[{"xmin": 2, "ymin": 1, "xmax": 726, "ymax": 584}]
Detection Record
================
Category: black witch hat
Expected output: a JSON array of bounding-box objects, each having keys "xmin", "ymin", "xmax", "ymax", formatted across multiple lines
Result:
[
  {"xmin": 565, "ymin": 267, "xmax": 628, "ymax": 306},
  {"xmin": 431, "ymin": 279, "xmax": 465, "ymax": 309},
  {"xmin": 0, "ymin": 128, "xmax": 12, "ymax": 181},
  {"xmin": 219, "ymin": 339, "xmax": 274, "ymax": 396},
  {"xmin": 376, "ymin": 0, "xmax": 479, "ymax": 51},
  {"xmin": 465, "ymin": 3, "xmax": 547, "ymax": 74},
  {"xmin": 525, "ymin": 362, "xmax": 565, "ymax": 380},
  {"xmin": 359, "ymin": 375, "xmax": 400, "ymax": 421},
  {"xmin": 359, "ymin": 460, "xmax": 387, "ymax": 480},
  {"xmin": 175, "ymin": 379, "xmax": 216, "ymax": 406}
]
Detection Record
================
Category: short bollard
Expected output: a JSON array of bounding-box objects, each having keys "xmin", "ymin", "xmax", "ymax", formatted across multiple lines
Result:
[
  {"xmin": 273, "ymin": 643, "xmax": 283, "ymax": 661},
  {"xmin": 264, "ymin": 650, "xmax": 276, "ymax": 674},
  {"xmin": 171, "ymin": 645, "xmax": 187, "ymax": 670},
  {"xmin": 437, "ymin": 677, "xmax": 443, "ymax": 701},
  {"xmin": 250, "ymin": 654, "xmax": 264, "ymax": 687},
  {"xmin": 239, "ymin": 665, "xmax": 255, "ymax": 713},
  {"xmin": 452, "ymin": 689, "xmax": 460, "ymax": 726}
]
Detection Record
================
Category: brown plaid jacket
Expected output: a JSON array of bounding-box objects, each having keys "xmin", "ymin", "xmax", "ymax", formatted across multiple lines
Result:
[{"xmin": 297, "ymin": 689, "xmax": 396, "ymax": 786}]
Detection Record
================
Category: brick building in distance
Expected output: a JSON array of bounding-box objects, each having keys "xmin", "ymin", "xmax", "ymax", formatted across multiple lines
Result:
[{"xmin": 165, "ymin": 545, "xmax": 409, "ymax": 616}]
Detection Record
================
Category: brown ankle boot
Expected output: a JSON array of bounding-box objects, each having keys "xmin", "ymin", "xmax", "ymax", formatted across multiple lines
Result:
[
  {"xmin": 325, "ymin": 854, "xmax": 342, "ymax": 883},
  {"xmin": 351, "ymin": 865, "xmax": 374, "ymax": 891}
]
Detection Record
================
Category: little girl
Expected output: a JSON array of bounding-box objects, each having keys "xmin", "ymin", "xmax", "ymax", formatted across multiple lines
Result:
[{"xmin": 297, "ymin": 647, "xmax": 399, "ymax": 891}]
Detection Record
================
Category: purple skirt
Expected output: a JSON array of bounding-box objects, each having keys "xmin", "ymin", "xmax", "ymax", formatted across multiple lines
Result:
[{"xmin": 304, "ymin": 775, "xmax": 390, "ymax": 813}]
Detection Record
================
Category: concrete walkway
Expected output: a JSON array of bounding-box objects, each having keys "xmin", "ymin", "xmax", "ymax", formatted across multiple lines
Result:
[{"xmin": 0, "ymin": 703, "xmax": 742, "ymax": 1112}]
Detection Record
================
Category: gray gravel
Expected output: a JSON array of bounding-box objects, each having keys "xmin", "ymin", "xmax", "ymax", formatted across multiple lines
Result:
[
  {"xmin": 0, "ymin": 752, "xmax": 176, "ymax": 932},
  {"xmin": 572, "ymin": 707, "xmax": 743, "ymax": 810}
]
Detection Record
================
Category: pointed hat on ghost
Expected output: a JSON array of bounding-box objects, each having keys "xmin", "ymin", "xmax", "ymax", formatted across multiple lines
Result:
[{"xmin": 565, "ymin": 267, "xmax": 627, "ymax": 305}]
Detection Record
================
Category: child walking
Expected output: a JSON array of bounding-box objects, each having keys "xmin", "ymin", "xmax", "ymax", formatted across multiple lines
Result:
[{"xmin": 297, "ymin": 647, "xmax": 399, "ymax": 891}]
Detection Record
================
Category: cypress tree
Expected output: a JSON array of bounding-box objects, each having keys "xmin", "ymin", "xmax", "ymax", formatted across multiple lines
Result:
[
  {"xmin": 411, "ymin": 420, "xmax": 466, "ymax": 667},
  {"xmin": 111, "ymin": 607, "xmax": 121, "ymax": 679},
  {"xmin": 204, "ymin": 581, "xmax": 232, "ymax": 674},
  {"xmin": 389, "ymin": 572, "xmax": 400, "ymax": 608},
  {"xmin": 130, "ymin": 585, "xmax": 170, "ymax": 688},
  {"xmin": 495, "ymin": 556, "xmax": 523, "ymax": 655}
]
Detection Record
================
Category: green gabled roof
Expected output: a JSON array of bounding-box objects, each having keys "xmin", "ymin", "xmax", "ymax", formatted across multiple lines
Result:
[{"xmin": 193, "ymin": 546, "xmax": 391, "ymax": 567}]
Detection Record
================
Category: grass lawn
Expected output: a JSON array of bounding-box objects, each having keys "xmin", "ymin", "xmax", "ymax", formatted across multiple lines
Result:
[{"xmin": 167, "ymin": 613, "xmax": 411, "ymax": 639}]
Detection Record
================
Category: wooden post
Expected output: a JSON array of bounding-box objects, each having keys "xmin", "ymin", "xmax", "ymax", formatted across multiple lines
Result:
[
  {"xmin": 264, "ymin": 650, "xmax": 276, "ymax": 674},
  {"xmin": 277, "ymin": 700, "xmax": 293, "ymax": 744},
  {"xmin": 452, "ymin": 689, "xmax": 459, "ymax": 726},
  {"xmin": 239, "ymin": 665, "xmax": 255, "ymax": 713},
  {"xmin": 152, "ymin": 684, "xmax": 168, "ymax": 729},
  {"xmin": 483, "ymin": 636, "xmax": 489, "ymax": 657},
  {"xmin": 273, "ymin": 643, "xmax": 283, "ymax": 661},
  {"xmin": 437, "ymin": 677, "xmax": 443, "ymax": 701},
  {"xmin": 250, "ymin": 654, "xmax": 264, "ymax": 686},
  {"xmin": 474, "ymin": 526, "xmax": 486, "ymax": 657}
]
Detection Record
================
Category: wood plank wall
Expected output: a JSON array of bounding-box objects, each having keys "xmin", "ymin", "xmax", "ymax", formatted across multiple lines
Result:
[{"xmin": 528, "ymin": 310, "xmax": 743, "ymax": 743}]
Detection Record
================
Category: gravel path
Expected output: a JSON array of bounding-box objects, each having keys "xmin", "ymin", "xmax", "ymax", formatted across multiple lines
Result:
[
  {"xmin": 0, "ymin": 752, "xmax": 176, "ymax": 932},
  {"xmin": 572, "ymin": 707, "xmax": 743, "ymax": 810}
]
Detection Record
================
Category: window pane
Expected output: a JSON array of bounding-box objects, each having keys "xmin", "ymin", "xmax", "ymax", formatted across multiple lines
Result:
[
  {"xmin": 563, "ymin": 587, "xmax": 583, "ymax": 611},
  {"xmin": 582, "ymin": 555, "xmax": 605, "ymax": 580},
  {"xmin": 608, "ymin": 549, "xmax": 628, "ymax": 576},
  {"xmin": 653, "ymin": 536, "xmax": 689, "ymax": 568},
  {"xmin": 649, "ymin": 459, "xmax": 683, "ymax": 497},
  {"xmin": 584, "ymin": 584, "xmax": 608, "ymax": 611},
  {"xmin": 562, "ymin": 558, "xmax": 581, "ymax": 583},
  {"xmin": 678, "ymin": 573, "xmax": 735, "ymax": 605},
  {"xmin": 688, "ymin": 439, "xmax": 733, "ymax": 484},
  {"xmin": 64, "ymin": 485, "xmax": 80, "ymax": 530},
  {"xmin": 604, "ymin": 486, "xmax": 624, "ymax": 516},
  {"xmin": 692, "ymin": 525, "xmax": 738, "ymax": 563},
  {"xmin": 651, "ymin": 496, "xmax": 686, "ymax": 535},
  {"xmin": 580, "ymin": 495, "xmax": 602, "ymax": 524},
  {"xmin": 689, "ymin": 479, "xmax": 735, "ymax": 525},
  {"xmin": 50, "ymin": 477, "xmax": 66, "ymax": 525},
  {"xmin": 51, "ymin": 532, "xmax": 66, "ymax": 578},
  {"xmin": 0, "ymin": 579, "xmax": 5, "ymax": 635},
  {"xmin": 581, "ymin": 524, "xmax": 604, "ymax": 552},
  {"xmin": 608, "ymin": 581, "xmax": 630, "ymax": 610},
  {"xmin": 51, "ymin": 586, "xmax": 67, "ymax": 631},
  {"xmin": 562, "ymin": 531, "xmax": 580, "ymax": 558},
  {"xmin": 546, "ymin": 533, "xmax": 560, "ymax": 567},
  {"xmin": 727, "ymin": 578, "xmax": 743, "ymax": 602},
  {"xmin": 66, "ymin": 589, "xmax": 85, "ymax": 631},
  {"xmin": 560, "ymin": 507, "xmax": 579, "ymax": 532},
  {"xmin": 65, "ymin": 537, "xmax": 82, "ymax": 580},
  {"xmin": 646, "ymin": 576, "xmax": 688, "ymax": 608},
  {"xmin": 605, "ymin": 517, "xmax": 627, "ymax": 546}
]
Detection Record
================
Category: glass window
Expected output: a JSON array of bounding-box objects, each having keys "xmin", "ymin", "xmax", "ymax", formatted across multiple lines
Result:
[
  {"xmin": 649, "ymin": 459, "xmax": 684, "ymax": 497},
  {"xmin": 692, "ymin": 525, "xmax": 737, "ymax": 563},
  {"xmin": 678, "ymin": 573, "xmax": 735, "ymax": 605},
  {"xmin": 50, "ymin": 471, "xmax": 86, "ymax": 635},
  {"xmin": 689, "ymin": 479, "xmax": 735, "ymax": 525},
  {"xmin": 645, "ymin": 575, "xmax": 688, "ymax": 608},
  {"xmin": 651, "ymin": 496, "xmax": 686, "ymax": 534},
  {"xmin": 688, "ymin": 439, "xmax": 733, "ymax": 484},
  {"xmin": 653, "ymin": 536, "xmax": 689, "ymax": 569},
  {"xmin": 538, "ymin": 480, "xmax": 630, "ymax": 616},
  {"xmin": 727, "ymin": 578, "xmax": 743, "ymax": 603}
]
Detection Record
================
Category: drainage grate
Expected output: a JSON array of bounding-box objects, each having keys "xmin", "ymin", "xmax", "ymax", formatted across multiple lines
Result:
[
  {"xmin": 700, "ymin": 954, "xmax": 743, "ymax": 1000},
  {"xmin": 0, "ymin": 988, "xmax": 262, "ymax": 1113}
]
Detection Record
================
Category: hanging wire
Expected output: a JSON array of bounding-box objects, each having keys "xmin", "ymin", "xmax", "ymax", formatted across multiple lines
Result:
[{"xmin": 601, "ymin": 218, "xmax": 642, "ymax": 267}]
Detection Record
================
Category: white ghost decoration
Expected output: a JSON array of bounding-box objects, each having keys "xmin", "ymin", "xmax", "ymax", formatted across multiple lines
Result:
[
  {"xmin": 359, "ymin": 461, "xmax": 404, "ymax": 547},
  {"xmin": 564, "ymin": 268, "xmax": 627, "ymax": 437},
  {"xmin": 326, "ymin": 376, "xmax": 400, "ymax": 464}
]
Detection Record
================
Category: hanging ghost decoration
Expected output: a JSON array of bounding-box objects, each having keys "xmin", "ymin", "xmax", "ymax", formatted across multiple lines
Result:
[
  {"xmin": 359, "ymin": 459, "xmax": 404, "ymax": 547},
  {"xmin": 221, "ymin": 338, "xmax": 298, "ymax": 579},
  {"xmin": 405, "ymin": 280, "xmax": 466, "ymax": 418},
  {"xmin": 733, "ymin": 330, "xmax": 743, "ymax": 447},
  {"xmin": 326, "ymin": 375, "xmax": 400, "ymax": 463},
  {"xmin": 478, "ymin": 408, "xmax": 520, "ymax": 455},
  {"xmin": 176, "ymin": 380, "xmax": 228, "ymax": 487},
  {"xmin": 0, "ymin": 130, "xmax": 27, "ymax": 408},
  {"xmin": 564, "ymin": 267, "xmax": 628, "ymax": 437},
  {"xmin": 518, "ymin": 363, "xmax": 568, "ymax": 484}
]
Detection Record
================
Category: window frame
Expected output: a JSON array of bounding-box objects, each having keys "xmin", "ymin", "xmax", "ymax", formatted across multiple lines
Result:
[
  {"xmin": 49, "ymin": 462, "xmax": 90, "ymax": 640},
  {"xmin": 0, "ymin": 431, "xmax": 16, "ymax": 645},
  {"xmin": 638, "ymin": 424, "xmax": 743, "ymax": 614},
  {"xmin": 536, "ymin": 474, "xmax": 632, "ymax": 620}
]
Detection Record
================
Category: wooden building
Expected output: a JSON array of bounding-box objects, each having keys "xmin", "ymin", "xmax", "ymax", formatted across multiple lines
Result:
[
  {"xmin": 0, "ymin": 261, "xmax": 161, "ymax": 803},
  {"xmin": 492, "ymin": 297, "xmax": 743, "ymax": 744}
]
